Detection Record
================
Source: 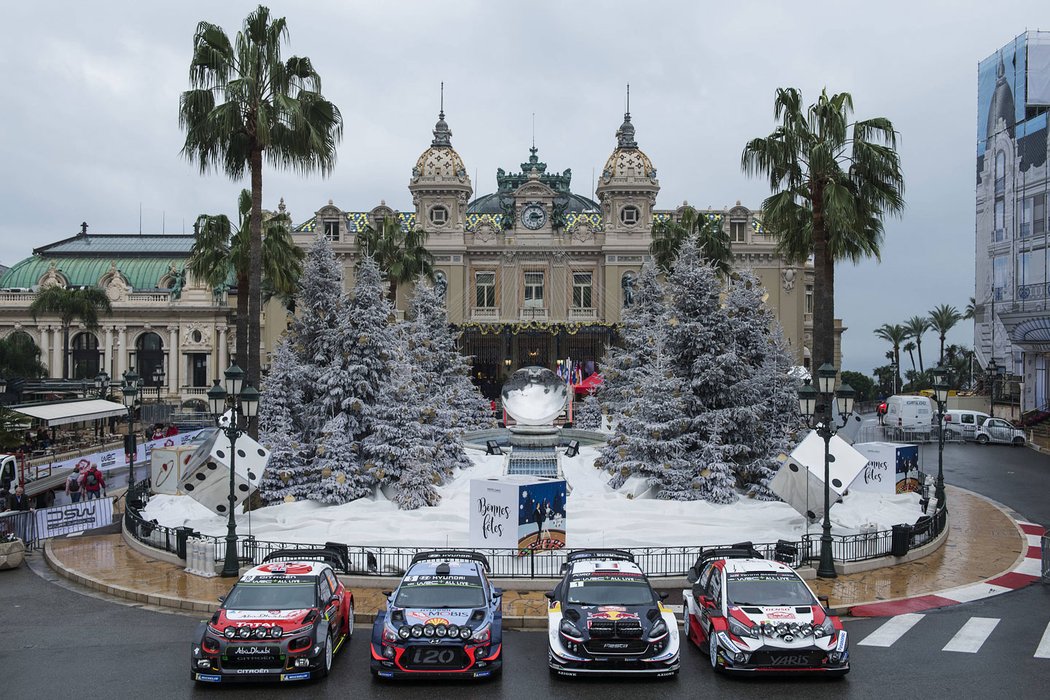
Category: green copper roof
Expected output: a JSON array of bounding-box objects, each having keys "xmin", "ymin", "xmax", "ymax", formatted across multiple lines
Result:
[
  {"xmin": 35, "ymin": 233, "xmax": 197, "ymax": 256},
  {"xmin": 0, "ymin": 256, "xmax": 184, "ymax": 290}
]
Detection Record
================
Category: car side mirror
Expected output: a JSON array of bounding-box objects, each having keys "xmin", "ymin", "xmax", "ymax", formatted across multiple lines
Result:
[
  {"xmin": 686, "ymin": 566, "xmax": 698, "ymax": 584},
  {"xmin": 544, "ymin": 591, "xmax": 555, "ymax": 601},
  {"xmin": 818, "ymin": 595, "xmax": 830, "ymax": 612},
  {"xmin": 492, "ymin": 587, "xmax": 503, "ymax": 598},
  {"xmin": 382, "ymin": 590, "xmax": 392, "ymax": 598},
  {"xmin": 658, "ymin": 592, "xmax": 669, "ymax": 601},
  {"xmin": 217, "ymin": 595, "xmax": 226, "ymax": 604}
]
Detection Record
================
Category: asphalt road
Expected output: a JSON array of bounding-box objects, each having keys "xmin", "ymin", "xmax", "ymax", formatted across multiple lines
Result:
[{"xmin": 2, "ymin": 428, "xmax": 1048, "ymax": 699}]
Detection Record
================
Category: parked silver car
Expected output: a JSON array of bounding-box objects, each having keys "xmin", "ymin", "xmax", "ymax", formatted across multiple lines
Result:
[{"xmin": 975, "ymin": 417, "xmax": 1026, "ymax": 446}]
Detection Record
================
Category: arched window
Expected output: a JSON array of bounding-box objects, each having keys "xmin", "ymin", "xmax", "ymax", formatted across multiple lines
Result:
[
  {"xmin": 995, "ymin": 150, "xmax": 1006, "ymax": 196},
  {"xmin": 70, "ymin": 332, "xmax": 100, "ymax": 380},
  {"xmin": 135, "ymin": 332, "xmax": 165, "ymax": 389}
]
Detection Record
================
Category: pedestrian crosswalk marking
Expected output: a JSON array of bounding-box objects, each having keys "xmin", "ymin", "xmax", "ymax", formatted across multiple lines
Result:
[
  {"xmin": 1036, "ymin": 621, "xmax": 1050, "ymax": 659},
  {"xmin": 858, "ymin": 613, "xmax": 925, "ymax": 647},
  {"xmin": 942, "ymin": 617, "xmax": 999, "ymax": 653}
]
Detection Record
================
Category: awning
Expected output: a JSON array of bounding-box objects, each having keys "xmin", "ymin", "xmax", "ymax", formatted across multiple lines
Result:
[{"xmin": 9, "ymin": 399, "xmax": 128, "ymax": 427}]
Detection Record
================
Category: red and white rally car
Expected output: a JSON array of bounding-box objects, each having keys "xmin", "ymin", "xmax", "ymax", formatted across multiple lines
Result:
[
  {"xmin": 191, "ymin": 547, "xmax": 354, "ymax": 683},
  {"xmin": 682, "ymin": 545, "xmax": 849, "ymax": 675}
]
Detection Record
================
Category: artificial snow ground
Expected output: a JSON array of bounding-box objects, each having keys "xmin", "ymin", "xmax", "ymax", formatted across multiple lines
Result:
[{"xmin": 142, "ymin": 446, "xmax": 924, "ymax": 550}]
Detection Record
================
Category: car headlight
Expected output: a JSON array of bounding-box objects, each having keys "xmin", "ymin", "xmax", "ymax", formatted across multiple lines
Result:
[
  {"xmin": 436, "ymin": 624, "xmax": 448, "ymax": 637},
  {"xmin": 223, "ymin": 627, "xmax": 236, "ymax": 639},
  {"xmin": 423, "ymin": 624, "xmax": 436, "ymax": 637},
  {"xmin": 647, "ymin": 619, "xmax": 669, "ymax": 641},
  {"xmin": 397, "ymin": 626, "xmax": 411, "ymax": 640},
  {"xmin": 253, "ymin": 627, "xmax": 268, "ymax": 639},
  {"xmin": 411, "ymin": 625, "xmax": 423, "ymax": 638},
  {"xmin": 728, "ymin": 618, "xmax": 757, "ymax": 639},
  {"xmin": 237, "ymin": 627, "xmax": 251, "ymax": 639},
  {"xmin": 459, "ymin": 626, "xmax": 472, "ymax": 640},
  {"xmin": 472, "ymin": 624, "xmax": 492, "ymax": 644},
  {"xmin": 814, "ymin": 618, "xmax": 836, "ymax": 638},
  {"xmin": 446, "ymin": 625, "xmax": 459, "ymax": 638},
  {"xmin": 559, "ymin": 619, "xmax": 583, "ymax": 641},
  {"xmin": 270, "ymin": 626, "xmax": 283, "ymax": 638}
]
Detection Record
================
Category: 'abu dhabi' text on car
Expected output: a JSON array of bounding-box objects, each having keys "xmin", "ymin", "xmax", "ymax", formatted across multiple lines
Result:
[{"xmin": 190, "ymin": 547, "xmax": 354, "ymax": 683}]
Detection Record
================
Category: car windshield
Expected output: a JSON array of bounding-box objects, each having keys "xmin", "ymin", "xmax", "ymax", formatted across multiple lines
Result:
[
  {"xmin": 726, "ymin": 572, "xmax": 816, "ymax": 607},
  {"xmin": 393, "ymin": 574, "xmax": 487, "ymax": 608},
  {"xmin": 566, "ymin": 574, "xmax": 655, "ymax": 606},
  {"xmin": 224, "ymin": 582, "xmax": 317, "ymax": 610}
]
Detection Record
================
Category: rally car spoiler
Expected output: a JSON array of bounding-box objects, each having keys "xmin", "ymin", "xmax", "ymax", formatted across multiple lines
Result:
[
  {"xmin": 263, "ymin": 543, "xmax": 350, "ymax": 572},
  {"xmin": 410, "ymin": 549, "xmax": 491, "ymax": 571},
  {"xmin": 686, "ymin": 542, "xmax": 764, "ymax": 582},
  {"xmin": 565, "ymin": 549, "xmax": 636, "ymax": 564}
]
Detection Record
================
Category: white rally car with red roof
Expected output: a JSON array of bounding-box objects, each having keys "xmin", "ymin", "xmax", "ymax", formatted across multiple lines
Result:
[
  {"xmin": 191, "ymin": 547, "xmax": 354, "ymax": 684},
  {"xmin": 682, "ymin": 544, "xmax": 849, "ymax": 675}
]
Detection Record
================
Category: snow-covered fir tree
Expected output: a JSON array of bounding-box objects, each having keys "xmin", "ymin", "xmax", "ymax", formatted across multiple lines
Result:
[
  {"xmin": 593, "ymin": 260, "xmax": 665, "ymax": 422},
  {"xmin": 600, "ymin": 334, "xmax": 693, "ymax": 491},
  {"xmin": 257, "ymin": 339, "xmax": 312, "ymax": 503},
  {"xmin": 659, "ymin": 241, "xmax": 745, "ymax": 502},
  {"xmin": 313, "ymin": 255, "xmax": 397, "ymax": 504}
]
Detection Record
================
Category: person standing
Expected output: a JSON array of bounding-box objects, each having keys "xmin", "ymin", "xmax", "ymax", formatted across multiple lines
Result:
[
  {"xmin": 7, "ymin": 486, "xmax": 32, "ymax": 512},
  {"xmin": 66, "ymin": 466, "xmax": 83, "ymax": 503},
  {"xmin": 81, "ymin": 465, "xmax": 106, "ymax": 501}
]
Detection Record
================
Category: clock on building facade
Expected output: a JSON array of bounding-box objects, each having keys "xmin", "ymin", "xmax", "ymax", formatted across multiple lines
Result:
[{"xmin": 520, "ymin": 203, "xmax": 547, "ymax": 230}]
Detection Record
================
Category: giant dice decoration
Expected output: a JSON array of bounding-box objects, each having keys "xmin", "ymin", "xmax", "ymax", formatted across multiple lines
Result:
[
  {"xmin": 179, "ymin": 429, "xmax": 269, "ymax": 515},
  {"xmin": 770, "ymin": 429, "xmax": 868, "ymax": 521},
  {"xmin": 150, "ymin": 445, "xmax": 202, "ymax": 495}
]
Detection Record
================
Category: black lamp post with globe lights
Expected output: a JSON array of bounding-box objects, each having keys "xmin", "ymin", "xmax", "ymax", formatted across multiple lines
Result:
[
  {"xmin": 207, "ymin": 363, "xmax": 260, "ymax": 578},
  {"xmin": 930, "ymin": 364, "xmax": 950, "ymax": 508},
  {"xmin": 121, "ymin": 368, "xmax": 142, "ymax": 487},
  {"xmin": 797, "ymin": 363, "xmax": 856, "ymax": 579}
]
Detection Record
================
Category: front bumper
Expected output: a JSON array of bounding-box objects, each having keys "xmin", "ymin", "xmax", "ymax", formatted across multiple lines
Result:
[
  {"xmin": 370, "ymin": 642, "xmax": 502, "ymax": 680},
  {"xmin": 191, "ymin": 636, "xmax": 328, "ymax": 683},
  {"xmin": 548, "ymin": 644, "xmax": 679, "ymax": 677},
  {"xmin": 714, "ymin": 636, "xmax": 850, "ymax": 675}
]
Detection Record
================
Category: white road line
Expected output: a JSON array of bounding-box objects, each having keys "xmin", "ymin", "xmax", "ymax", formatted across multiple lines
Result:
[
  {"xmin": 942, "ymin": 617, "xmax": 999, "ymax": 653},
  {"xmin": 1035, "ymin": 621, "xmax": 1050, "ymax": 659},
  {"xmin": 858, "ymin": 613, "xmax": 925, "ymax": 647}
]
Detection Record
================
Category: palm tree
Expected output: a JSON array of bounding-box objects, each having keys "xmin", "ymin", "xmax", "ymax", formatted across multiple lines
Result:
[
  {"xmin": 742, "ymin": 88, "xmax": 905, "ymax": 369},
  {"xmin": 650, "ymin": 208, "xmax": 733, "ymax": 275},
  {"xmin": 964, "ymin": 296, "xmax": 976, "ymax": 320},
  {"xmin": 29, "ymin": 286, "xmax": 113, "ymax": 379},
  {"xmin": 903, "ymin": 340, "xmax": 917, "ymax": 374},
  {"xmin": 874, "ymin": 323, "xmax": 909, "ymax": 392},
  {"xmin": 179, "ymin": 4, "xmax": 342, "ymax": 392},
  {"xmin": 929, "ymin": 304, "xmax": 962, "ymax": 364},
  {"xmin": 903, "ymin": 315, "xmax": 931, "ymax": 373},
  {"xmin": 189, "ymin": 189, "xmax": 304, "ymax": 369},
  {"xmin": 358, "ymin": 216, "xmax": 434, "ymax": 302}
]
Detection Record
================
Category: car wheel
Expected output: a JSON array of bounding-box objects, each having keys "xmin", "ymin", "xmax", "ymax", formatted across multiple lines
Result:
[
  {"xmin": 709, "ymin": 633, "xmax": 720, "ymax": 672},
  {"xmin": 346, "ymin": 602, "xmax": 354, "ymax": 639},
  {"xmin": 1013, "ymin": 436, "xmax": 1025, "ymax": 446},
  {"xmin": 318, "ymin": 633, "xmax": 333, "ymax": 678},
  {"xmin": 977, "ymin": 434, "xmax": 990, "ymax": 445}
]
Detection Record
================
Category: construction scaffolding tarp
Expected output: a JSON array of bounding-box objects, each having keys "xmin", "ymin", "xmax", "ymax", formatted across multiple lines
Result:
[{"xmin": 8, "ymin": 399, "xmax": 128, "ymax": 427}]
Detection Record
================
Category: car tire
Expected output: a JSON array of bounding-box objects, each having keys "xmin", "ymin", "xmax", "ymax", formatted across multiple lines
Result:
[
  {"xmin": 318, "ymin": 633, "xmax": 333, "ymax": 678},
  {"xmin": 977, "ymin": 434, "xmax": 990, "ymax": 445},
  {"xmin": 709, "ymin": 634, "xmax": 721, "ymax": 672},
  {"xmin": 1013, "ymin": 436, "xmax": 1025, "ymax": 446},
  {"xmin": 346, "ymin": 602, "xmax": 354, "ymax": 639}
]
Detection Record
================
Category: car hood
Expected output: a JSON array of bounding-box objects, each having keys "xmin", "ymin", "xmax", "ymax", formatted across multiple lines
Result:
[
  {"xmin": 217, "ymin": 608, "xmax": 315, "ymax": 629},
  {"xmin": 729, "ymin": 604, "xmax": 827, "ymax": 638},
  {"xmin": 562, "ymin": 603, "xmax": 662, "ymax": 640},
  {"xmin": 399, "ymin": 607, "xmax": 477, "ymax": 626}
]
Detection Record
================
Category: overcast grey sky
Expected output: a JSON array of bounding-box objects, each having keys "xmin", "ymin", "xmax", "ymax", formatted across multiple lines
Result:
[{"xmin": 0, "ymin": 1, "xmax": 1044, "ymax": 374}]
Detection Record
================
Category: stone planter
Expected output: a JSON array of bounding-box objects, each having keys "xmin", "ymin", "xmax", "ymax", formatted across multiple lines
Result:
[{"xmin": 0, "ymin": 538, "xmax": 26, "ymax": 569}]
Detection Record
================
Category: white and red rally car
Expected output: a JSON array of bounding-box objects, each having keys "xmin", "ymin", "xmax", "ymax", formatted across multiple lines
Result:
[
  {"xmin": 191, "ymin": 547, "xmax": 354, "ymax": 684},
  {"xmin": 682, "ymin": 545, "xmax": 849, "ymax": 675}
]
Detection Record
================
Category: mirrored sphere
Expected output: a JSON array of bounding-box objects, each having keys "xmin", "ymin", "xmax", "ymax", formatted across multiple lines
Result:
[{"xmin": 501, "ymin": 366, "xmax": 568, "ymax": 426}]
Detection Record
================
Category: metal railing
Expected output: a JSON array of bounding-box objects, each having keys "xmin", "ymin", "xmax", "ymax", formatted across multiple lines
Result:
[{"xmin": 123, "ymin": 479, "xmax": 948, "ymax": 579}]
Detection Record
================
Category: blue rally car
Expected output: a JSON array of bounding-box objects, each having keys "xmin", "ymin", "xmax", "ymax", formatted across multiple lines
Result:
[{"xmin": 370, "ymin": 550, "xmax": 503, "ymax": 679}]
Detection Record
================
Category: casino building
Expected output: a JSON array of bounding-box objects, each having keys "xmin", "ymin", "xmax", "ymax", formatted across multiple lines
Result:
[{"xmin": 0, "ymin": 105, "xmax": 818, "ymax": 405}]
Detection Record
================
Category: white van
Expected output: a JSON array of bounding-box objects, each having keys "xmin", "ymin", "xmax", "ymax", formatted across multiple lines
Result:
[
  {"xmin": 941, "ymin": 409, "xmax": 990, "ymax": 441},
  {"xmin": 885, "ymin": 395, "xmax": 934, "ymax": 438}
]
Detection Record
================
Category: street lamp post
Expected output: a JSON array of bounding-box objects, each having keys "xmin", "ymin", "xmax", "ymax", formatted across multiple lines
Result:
[
  {"xmin": 987, "ymin": 359, "xmax": 998, "ymax": 418},
  {"xmin": 797, "ymin": 363, "xmax": 856, "ymax": 579},
  {"xmin": 931, "ymin": 365, "xmax": 949, "ymax": 508},
  {"xmin": 890, "ymin": 362, "xmax": 899, "ymax": 395},
  {"xmin": 121, "ymin": 368, "xmax": 141, "ymax": 487},
  {"xmin": 152, "ymin": 366, "xmax": 166, "ymax": 403},
  {"xmin": 208, "ymin": 363, "xmax": 259, "ymax": 578},
  {"xmin": 94, "ymin": 372, "xmax": 110, "ymax": 441}
]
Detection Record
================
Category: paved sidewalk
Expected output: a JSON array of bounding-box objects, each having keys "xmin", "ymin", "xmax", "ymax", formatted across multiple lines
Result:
[{"xmin": 41, "ymin": 485, "xmax": 1043, "ymax": 623}]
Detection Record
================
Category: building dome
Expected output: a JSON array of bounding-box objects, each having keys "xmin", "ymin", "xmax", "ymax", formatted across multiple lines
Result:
[
  {"xmin": 411, "ymin": 109, "xmax": 469, "ymax": 182},
  {"xmin": 986, "ymin": 52, "xmax": 1016, "ymax": 141},
  {"xmin": 600, "ymin": 113, "xmax": 657, "ymax": 184}
]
